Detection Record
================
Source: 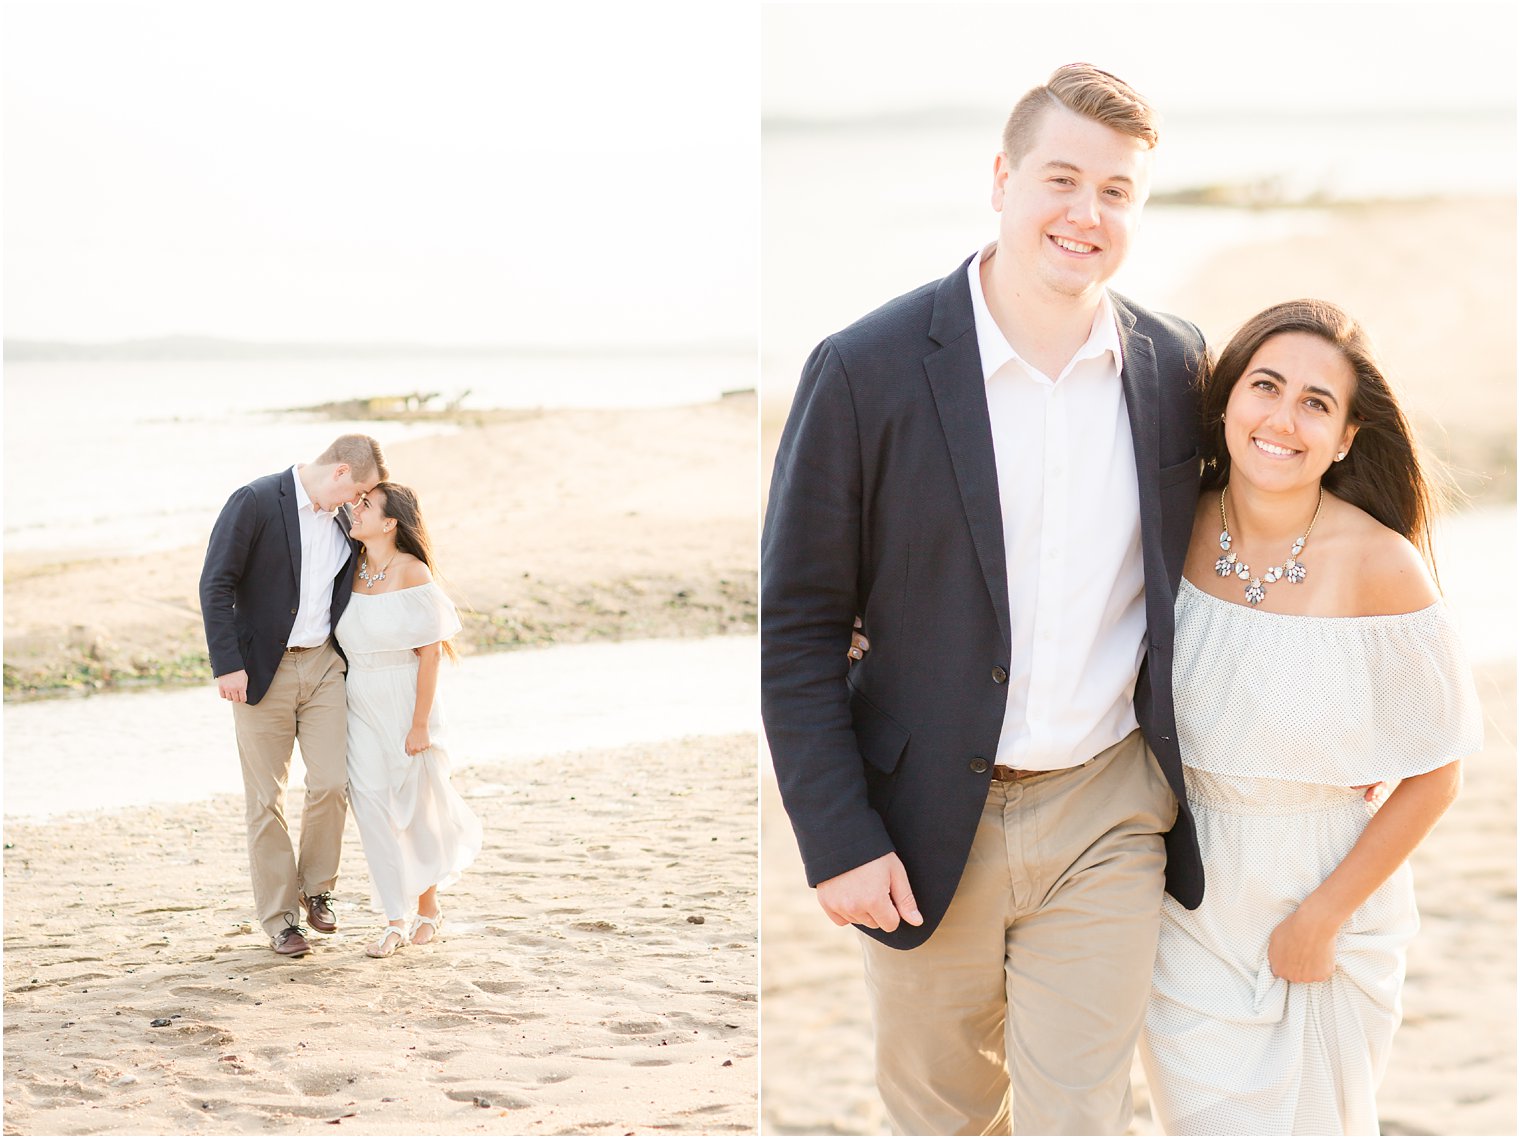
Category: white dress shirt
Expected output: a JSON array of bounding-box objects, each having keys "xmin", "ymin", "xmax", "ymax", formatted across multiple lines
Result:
[
  {"xmin": 969, "ymin": 244, "xmax": 1146, "ymax": 770},
  {"xmin": 287, "ymin": 465, "xmax": 352, "ymax": 648}
]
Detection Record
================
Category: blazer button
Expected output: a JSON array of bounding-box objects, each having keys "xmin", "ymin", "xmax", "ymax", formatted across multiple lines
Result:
[
  {"xmin": 991, "ymin": 666, "xmax": 1008, "ymax": 684},
  {"xmin": 290, "ymin": 608, "xmax": 298, "ymax": 615},
  {"xmin": 969, "ymin": 758, "xmax": 989, "ymax": 774}
]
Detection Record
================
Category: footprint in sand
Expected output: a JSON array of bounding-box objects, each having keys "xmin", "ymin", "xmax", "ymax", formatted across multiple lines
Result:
[
  {"xmin": 471, "ymin": 980, "xmax": 525, "ymax": 995},
  {"xmin": 605, "ymin": 1019, "xmax": 670, "ymax": 1035},
  {"xmin": 442, "ymin": 1089, "xmax": 533, "ymax": 1109}
]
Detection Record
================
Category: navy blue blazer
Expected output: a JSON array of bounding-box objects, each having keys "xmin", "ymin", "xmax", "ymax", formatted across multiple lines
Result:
[
  {"xmin": 761, "ymin": 257, "xmax": 1207, "ymax": 950},
  {"xmin": 200, "ymin": 468, "xmax": 360, "ymax": 706}
]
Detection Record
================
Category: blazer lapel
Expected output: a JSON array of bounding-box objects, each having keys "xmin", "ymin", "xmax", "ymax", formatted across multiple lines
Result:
[
  {"xmin": 280, "ymin": 469, "xmax": 303, "ymax": 590},
  {"xmin": 1111, "ymin": 293, "xmax": 1163, "ymax": 557},
  {"xmin": 924, "ymin": 261, "xmax": 1012, "ymax": 653}
]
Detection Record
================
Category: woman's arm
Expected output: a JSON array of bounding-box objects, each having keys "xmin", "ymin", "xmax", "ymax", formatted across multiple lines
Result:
[
  {"xmin": 1268, "ymin": 759, "xmax": 1462, "ymax": 981},
  {"xmin": 405, "ymin": 640, "xmax": 444, "ymax": 755}
]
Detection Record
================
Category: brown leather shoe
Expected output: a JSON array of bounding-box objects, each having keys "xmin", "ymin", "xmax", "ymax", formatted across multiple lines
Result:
[
  {"xmin": 301, "ymin": 892, "xmax": 337, "ymax": 934},
  {"xmin": 272, "ymin": 925, "xmax": 311, "ymax": 957}
]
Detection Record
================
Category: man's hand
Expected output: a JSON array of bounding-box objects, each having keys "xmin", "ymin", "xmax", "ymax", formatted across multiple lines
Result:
[
  {"xmin": 816, "ymin": 851, "xmax": 923, "ymax": 932},
  {"xmin": 216, "ymin": 670, "xmax": 249, "ymax": 703}
]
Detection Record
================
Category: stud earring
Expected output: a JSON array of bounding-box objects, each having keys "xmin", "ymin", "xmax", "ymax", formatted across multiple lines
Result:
[{"xmin": 1334, "ymin": 451, "xmax": 1346, "ymax": 462}]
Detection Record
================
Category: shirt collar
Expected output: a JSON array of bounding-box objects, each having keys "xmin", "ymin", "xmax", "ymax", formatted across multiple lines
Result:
[
  {"xmin": 291, "ymin": 464, "xmax": 332, "ymax": 517},
  {"xmin": 967, "ymin": 242, "xmax": 1124, "ymax": 383}
]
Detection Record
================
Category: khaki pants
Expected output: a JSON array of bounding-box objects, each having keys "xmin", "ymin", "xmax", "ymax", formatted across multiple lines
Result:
[
  {"xmin": 231, "ymin": 641, "xmax": 349, "ymax": 938},
  {"xmin": 861, "ymin": 730, "xmax": 1176, "ymax": 1136}
]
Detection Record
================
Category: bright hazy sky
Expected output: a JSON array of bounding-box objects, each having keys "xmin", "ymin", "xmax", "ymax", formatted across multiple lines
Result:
[
  {"xmin": 763, "ymin": 1, "xmax": 1517, "ymax": 116},
  {"xmin": 6, "ymin": 1, "xmax": 1513, "ymax": 344},
  {"xmin": 5, "ymin": 2, "xmax": 758, "ymax": 345}
]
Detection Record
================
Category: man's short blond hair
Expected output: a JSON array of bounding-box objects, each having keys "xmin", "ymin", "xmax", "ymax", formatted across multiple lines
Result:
[
  {"xmin": 1002, "ymin": 63, "xmax": 1159, "ymax": 166},
  {"xmin": 316, "ymin": 434, "xmax": 388, "ymax": 484}
]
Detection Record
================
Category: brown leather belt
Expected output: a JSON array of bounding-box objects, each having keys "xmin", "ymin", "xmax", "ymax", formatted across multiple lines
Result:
[
  {"xmin": 286, "ymin": 643, "xmax": 324, "ymax": 654},
  {"xmin": 990, "ymin": 765, "xmax": 1040, "ymax": 782}
]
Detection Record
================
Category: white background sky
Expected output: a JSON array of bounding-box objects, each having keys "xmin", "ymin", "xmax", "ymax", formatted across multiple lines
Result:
[
  {"xmin": 6, "ymin": 2, "xmax": 1513, "ymax": 345},
  {"xmin": 5, "ymin": 2, "xmax": 759, "ymax": 346},
  {"xmin": 763, "ymin": 0, "xmax": 1517, "ymax": 116}
]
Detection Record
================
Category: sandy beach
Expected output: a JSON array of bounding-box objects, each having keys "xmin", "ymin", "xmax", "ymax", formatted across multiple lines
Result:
[
  {"xmin": 4, "ymin": 734, "xmax": 758, "ymax": 1136},
  {"xmin": 4, "ymin": 393, "xmax": 757, "ymax": 697},
  {"xmin": 3, "ymin": 387, "xmax": 761, "ymax": 1133}
]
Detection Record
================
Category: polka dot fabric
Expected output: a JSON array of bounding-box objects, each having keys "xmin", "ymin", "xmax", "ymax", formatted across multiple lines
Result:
[{"xmin": 1140, "ymin": 580, "xmax": 1484, "ymax": 1136}]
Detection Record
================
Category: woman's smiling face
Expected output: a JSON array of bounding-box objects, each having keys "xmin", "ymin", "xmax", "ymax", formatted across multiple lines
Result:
[
  {"xmin": 349, "ymin": 488, "xmax": 391, "ymax": 543},
  {"xmin": 1224, "ymin": 331, "xmax": 1360, "ymax": 493}
]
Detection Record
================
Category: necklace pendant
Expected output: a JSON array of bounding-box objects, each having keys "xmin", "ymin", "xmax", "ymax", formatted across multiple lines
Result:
[
  {"xmin": 1235, "ymin": 564, "xmax": 1251, "ymax": 581},
  {"xmin": 1285, "ymin": 559, "xmax": 1307, "ymax": 584},
  {"xmin": 1214, "ymin": 552, "xmax": 1237, "ymax": 578},
  {"xmin": 1245, "ymin": 579, "xmax": 1266, "ymax": 606},
  {"xmin": 1219, "ymin": 530, "xmax": 1232, "ymax": 551},
  {"xmin": 359, "ymin": 559, "xmax": 387, "ymax": 589}
]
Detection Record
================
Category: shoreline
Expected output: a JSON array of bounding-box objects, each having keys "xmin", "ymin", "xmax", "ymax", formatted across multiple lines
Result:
[
  {"xmin": 4, "ymin": 398, "xmax": 758, "ymax": 701},
  {"xmin": 3, "ymin": 733, "xmax": 759, "ymax": 1136}
]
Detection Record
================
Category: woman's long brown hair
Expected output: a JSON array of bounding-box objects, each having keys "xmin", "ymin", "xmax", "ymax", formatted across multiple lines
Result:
[{"xmin": 368, "ymin": 481, "xmax": 458, "ymax": 660}]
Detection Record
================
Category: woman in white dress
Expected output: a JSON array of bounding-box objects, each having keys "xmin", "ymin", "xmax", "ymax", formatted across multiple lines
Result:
[
  {"xmin": 1140, "ymin": 300, "xmax": 1483, "ymax": 1135},
  {"xmin": 335, "ymin": 482, "xmax": 483, "ymax": 959}
]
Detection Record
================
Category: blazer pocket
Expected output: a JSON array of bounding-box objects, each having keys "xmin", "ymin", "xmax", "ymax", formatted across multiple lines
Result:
[
  {"xmin": 1158, "ymin": 450, "xmax": 1202, "ymax": 488},
  {"xmin": 849, "ymin": 683, "xmax": 910, "ymax": 775}
]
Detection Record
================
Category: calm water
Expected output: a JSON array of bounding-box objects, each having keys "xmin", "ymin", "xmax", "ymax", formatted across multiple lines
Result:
[
  {"xmin": 3, "ymin": 350, "xmax": 753, "ymax": 557},
  {"xmin": 3, "ymin": 635, "xmax": 759, "ymax": 821}
]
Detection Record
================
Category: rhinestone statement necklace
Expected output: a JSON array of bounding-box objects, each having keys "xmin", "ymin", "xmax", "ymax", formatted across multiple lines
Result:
[
  {"xmin": 1215, "ymin": 486, "xmax": 1323, "ymax": 606},
  {"xmin": 358, "ymin": 555, "xmax": 395, "ymax": 589}
]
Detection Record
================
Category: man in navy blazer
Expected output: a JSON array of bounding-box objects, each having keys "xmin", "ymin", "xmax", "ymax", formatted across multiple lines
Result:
[
  {"xmin": 762, "ymin": 66, "xmax": 1206, "ymax": 1134},
  {"xmin": 200, "ymin": 435, "xmax": 387, "ymax": 957}
]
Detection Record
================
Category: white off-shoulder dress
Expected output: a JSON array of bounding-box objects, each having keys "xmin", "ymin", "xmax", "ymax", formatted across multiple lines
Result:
[
  {"xmin": 1141, "ymin": 579, "xmax": 1483, "ymax": 1136},
  {"xmin": 334, "ymin": 583, "xmax": 482, "ymax": 920}
]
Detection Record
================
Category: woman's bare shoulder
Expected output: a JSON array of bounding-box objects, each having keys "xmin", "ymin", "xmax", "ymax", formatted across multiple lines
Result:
[
  {"xmin": 1337, "ymin": 505, "xmax": 1438, "ymax": 615},
  {"xmin": 395, "ymin": 556, "xmax": 433, "ymax": 588}
]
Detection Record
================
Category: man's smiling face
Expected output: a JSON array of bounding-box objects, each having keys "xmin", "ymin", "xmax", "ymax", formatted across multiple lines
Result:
[{"xmin": 990, "ymin": 103, "xmax": 1152, "ymax": 304}]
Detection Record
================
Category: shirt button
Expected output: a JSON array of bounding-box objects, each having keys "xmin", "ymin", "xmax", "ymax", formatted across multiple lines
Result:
[
  {"xmin": 969, "ymin": 758, "xmax": 989, "ymax": 774},
  {"xmin": 992, "ymin": 667, "xmax": 1008, "ymax": 684}
]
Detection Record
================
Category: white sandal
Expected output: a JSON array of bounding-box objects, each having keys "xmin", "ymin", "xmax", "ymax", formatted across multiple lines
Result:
[
  {"xmin": 410, "ymin": 912, "xmax": 443, "ymax": 945},
  {"xmin": 365, "ymin": 925, "xmax": 407, "ymax": 958}
]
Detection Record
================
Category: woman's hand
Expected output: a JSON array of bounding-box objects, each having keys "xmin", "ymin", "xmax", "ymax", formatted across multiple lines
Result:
[
  {"xmin": 848, "ymin": 616, "xmax": 869, "ymax": 661},
  {"xmin": 405, "ymin": 725, "xmax": 431, "ymax": 756},
  {"xmin": 1267, "ymin": 906, "xmax": 1338, "ymax": 982}
]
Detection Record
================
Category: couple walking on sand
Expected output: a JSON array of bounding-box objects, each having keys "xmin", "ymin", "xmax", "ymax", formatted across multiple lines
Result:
[
  {"xmin": 199, "ymin": 435, "xmax": 482, "ymax": 960},
  {"xmin": 762, "ymin": 64, "xmax": 1483, "ymax": 1135}
]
